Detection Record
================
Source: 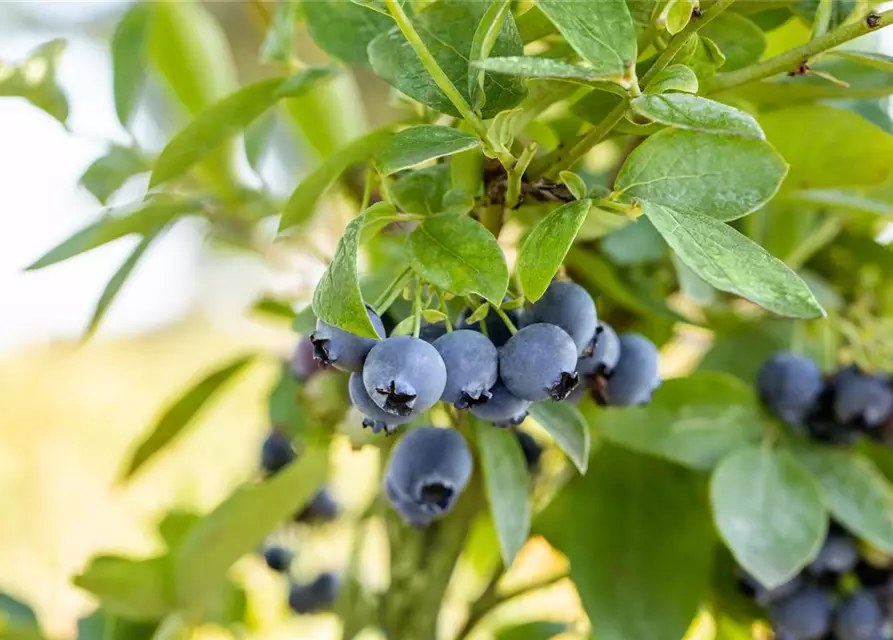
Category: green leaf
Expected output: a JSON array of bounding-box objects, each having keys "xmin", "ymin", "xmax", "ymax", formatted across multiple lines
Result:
[
  {"xmin": 375, "ymin": 125, "xmax": 479, "ymax": 175},
  {"xmin": 535, "ymin": 0, "xmax": 637, "ymax": 77},
  {"xmin": 469, "ymin": 0, "xmax": 513, "ymax": 109},
  {"xmin": 672, "ymin": 253, "xmax": 718, "ymax": 306},
  {"xmin": 79, "ymin": 146, "xmax": 150, "ymax": 204},
  {"xmin": 391, "ymin": 164, "xmax": 452, "ymax": 215},
  {"xmin": 292, "ymin": 306, "xmax": 317, "ymax": 335},
  {"xmin": 0, "ymin": 39, "xmax": 69, "ymax": 124},
  {"xmin": 475, "ymin": 422, "xmax": 531, "ymax": 566},
  {"xmin": 260, "ymin": 0, "xmax": 299, "ymax": 66},
  {"xmin": 644, "ymin": 64, "xmax": 699, "ymax": 94},
  {"xmin": 360, "ymin": 202, "xmax": 404, "ymax": 243},
  {"xmin": 407, "ymin": 213, "xmax": 508, "ymax": 303},
  {"xmin": 794, "ymin": 447, "xmax": 893, "ymax": 553},
  {"xmin": 601, "ymin": 217, "xmax": 664, "ymax": 265},
  {"xmin": 518, "ymin": 200, "xmax": 590, "ymax": 301},
  {"xmin": 150, "ymin": 68, "xmax": 335, "ymax": 188},
  {"xmin": 26, "ymin": 198, "xmax": 201, "ymax": 270},
  {"xmin": 76, "ymin": 609, "xmax": 155, "ymax": 640},
  {"xmin": 710, "ymin": 448, "xmax": 827, "ymax": 588},
  {"xmin": 558, "ymin": 171, "xmax": 587, "ymax": 200},
  {"xmin": 304, "ymin": 0, "xmax": 392, "ymax": 65},
  {"xmin": 614, "ymin": 128, "xmax": 787, "ymax": 221},
  {"xmin": 699, "ymin": 13, "xmax": 766, "ymax": 72},
  {"xmin": 643, "ymin": 202, "xmax": 824, "ymax": 318},
  {"xmin": 528, "ymin": 401, "xmax": 590, "ymax": 473},
  {"xmin": 74, "ymin": 555, "xmax": 172, "ymax": 621},
  {"xmin": 496, "ymin": 621, "xmax": 568, "ymax": 640},
  {"xmin": 368, "ymin": 0, "xmax": 527, "ymax": 119},
  {"xmin": 793, "ymin": 0, "xmax": 856, "ymax": 30},
  {"xmin": 112, "ymin": 4, "xmax": 151, "ymax": 126},
  {"xmin": 471, "ymin": 56, "xmax": 620, "ymax": 83},
  {"xmin": 465, "ymin": 302, "xmax": 490, "ymax": 325},
  {"xmin": 786, "ymin": 189, "xmax": 893, "ymax": 218},
  {"xmin": 268, "ymin": 362, "xmax": 310, "ymax": 440},
  {"xmin": 698, "ymin": 321, "xmax": 795, "ymax": 385},
  {"xmin": 592, "ymin": 372, "xmax": 764, "ymax": 470},
  {"xmin": 175, "ymin": 446, "xmax": 328, "ymax": 610},
  {"xmin": 664, "ymin": 0, "xmax": 695, "ymax": 35},
  {"xmin": 122, "ymin": 355, "xmax": 254, "ymax": 479},
  {"xmin": 760, "ymin": 105, "xmax": 893, "ymax": 191},
  {"xmin": 312, "ymin": 215, "xmax": 380, "ymax": 337},
  {"xmin": 244, "ymin": 108, "xmax": 277, "ymax": 173},
  {"xmin": 537, "ymin": 446, "xmax": 715, "ymax": 640},
  {"xmin": 0, "ymin": 594, "xmax": 43, "ymax": 640},
  {"xmin": 629, "ymin": 94, "xmax": 764, "ymax": 139},
  {"xmin": 828, "ymin": 50, "xmax": 893, "ymax": 72},
  {"xmin": 84, "ymin": 230, "xmax": 161, "ymax": 341},
  {"xmin": 280, "ymin": 126, "xmax": 394, "ymax": 232}
]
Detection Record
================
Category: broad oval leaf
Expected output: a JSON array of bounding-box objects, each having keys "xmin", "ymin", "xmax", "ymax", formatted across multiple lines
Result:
[
  {"xmin": 643, "ymin": 202, "xmax": 824, "ymax": 318},
  {"xmin": 375, "ymin": 125, "xmax": 479, "ymax": 175},
  {"xmin": 828, "ymin": 50, "xmax": 893, "ymax": 71},
  {"xmin": 74, "ymin": 555, "xmax": 172, "ymax": 621},
  {"xmin": 469, "ymin": 0, "xmax": 513, "ymax": 109},
  {"xmin": 280, "ymin": 126, "xmax": 394, "ymax": 232},
  {"xmin": 79, "ymin": 146, "xmax": 150, "ymax": 204},
  {"xmin": 535, "ymin": 0, "xmax": 637, "ymax": 77},
  {"xmin": 312, "ymin": 215, "xmax": 380, "ymax": 337},
  {"xmin": 123, "ymin": 355, "xmax": 255, "ymax": 479},
  {"xmin": 151, "ymin": 68, "xmax": 335, "ymax": 188},
  {"xmin": 760, "ymin": 105, "xmax": 893, "ymax": 191},
  {"xmin": 368, "ymin": 0, "xmax": 527, "ymax": 119},
  {"xmin": 175, "ymin": 446, "xmax": 328, "ymax": 609},
  {"xmin": 592, "ymin": 372, "xmax": 765, "ymax": 470},
  {"xmin": 700, "ymin": 13, "xmax": 766, "ymax": 72},
  {"xmin": 537, "ymin": 446, "xmax": 715, "ymax": 640},
  {"xmin": 629, "ymin": 94, "xmax": 764, "ymax": 139},
  {"xmin": 472, "ymin": 56, "xmax": 620, "ymax": 83},
  {"xmin": 392, "ymin": 164, "xmax": 452, "ymax": 216},
  {"xmin": 786, "ymin": 189, "xmax": 893, "ymax": 218},
  {"xmin": 644, "ymin": 64, "xmax": 699, "ymax": 95},
  {"xmin": 710, "ymin": 448, "xmax": 827, "ymax": 588},
  {"xmin": 794, "ymin": 447, "xmax": 893, "ymax": 553},
  {"xmin": 304, "ymin": 0, "xmax": 392, "ymax": 64},
  {"xmin": 475, "ymin": 421, "xmax": 531, "ymax": 566},
  {"xmin": 407, "ymin": 213, "xmax": 508, "ymax": 303},
  {"xmin": 528, "ymin": 401, "xmax": 590, "ymax": 473},
  {"xmin": 518, "ymin": 199, "xmax": 591, "ymax": 301},
  {"xmin": 614, "ymin": 128, "xmax": 787, "ymax": 222},
  {"xmin": 112, "ymin": 3, "xmax": 151, "ymax": 126}
]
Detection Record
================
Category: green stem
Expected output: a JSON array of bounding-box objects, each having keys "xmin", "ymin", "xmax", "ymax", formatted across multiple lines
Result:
[
  {"xmin": 360, "ymin": 167, "xmax": 375, "ymax": 210},
  {"xmin": 480, "ymin": 202, "xmax": 505, "ymax": 238},
  {"xmin": 492, "ymin": 305, "xmax": 518, "ymax": 335},
  {"xmin": 707, "ymin": 8, "xmax": 893, "ymax": 94},
  {"xmin": 383, "ymin": 0, "xmax": 515, "ymax": 169},
  {"xmin": 373, "ymin": 266, "xmax": 413, "ymax": 316},
  {"xmin": 505, "ymin": 143, "xmax": 537, "ymax": 209},
  {"xmin": 439, "ymin": 294, "xmax": 454, "ymax": 332},
  {"xmin": 412, "ymin": 279, "xmax": 422, "ymax": 338}
]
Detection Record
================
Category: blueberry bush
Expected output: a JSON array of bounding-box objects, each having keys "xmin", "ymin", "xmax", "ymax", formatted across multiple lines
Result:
[{"xmin": 6, "ymin": 0, "xmax": 893, "ymax": 639}]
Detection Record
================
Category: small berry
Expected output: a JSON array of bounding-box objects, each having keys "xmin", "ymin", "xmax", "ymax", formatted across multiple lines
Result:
[
  {"xmin": 291, "ymin": 336, "xmax": 323, "ymax": 381},
  {"xmin": 348, "ymin": 373, "xmax": 410, "ymax": 435},
  {"xmin": 810, "ymin": 533, "xmax": 859, "ymax": 576},
  {"xmin": 362, "ymin": 336, "xmax": 447, "ymax": 417},
  {"xmin": 469, "ymin": 380, "xmax": 531, "ymax": 427},
  {"xmin": 603, "ymin": 333, "xmax": 661, "ymax": 406},
  {"xmin": 260, "ymin": 431, "xmax": 295, "ymax": 476},
  {"xmin": 770, "ymin": 587, "xmax": 832, "ymax": 640},
  {"xmin": 500, "ymin": 323, "xmax": 579, "ymax": 401},
  {"xmin": 833, "ymin": 368, "xmax": 893, "ymax": 431},
  {"xmin": 294, "ymin": 487, "xmax": 339, "ymax": 524},
  {"xmin": 419, "ymin": 321, "xmax": 447, "ymax": 343},
  {"xmin": 577, "ymin": 322, "xmax": 620, "ymax": 377},
  {"xmin": 758, "ymin": 352, "xmax": 823, "ymax": 425},
  {"xmin": 521, "ymin": 281, "xmax": 597, "ymax": 355},
  {"xmin": 310, "ymin": 307, "xmax": 385, "ymax": 372},
  {"xmin": 262, "ymin": 546, "xmax": 293, "ymax": 573},
  {"xmin": 287, "ymin": 572, "xmax": 340, "ymax": 614},
  {"xmin": 433, "ymin": 330, "xmax": 499, "ymax": 409},
  {"xmin": 834, "ymin": 591, "xmax": 885, "ymax": 640}
]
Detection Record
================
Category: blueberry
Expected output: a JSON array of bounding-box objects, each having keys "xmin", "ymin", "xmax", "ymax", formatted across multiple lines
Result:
[
  {"xmin": 287, "ymin": 572, "xmax": 340, "ymax": 614},
  {"xmin": 384, "ymin": 427, "xmax": 472, "ymax": 525},
  {"xmin": 348, "ymin": 373, "xmax": 410, "ymax": 435},
  {"xmin": 833, "ymin": 369, "xmax": 893, "ymax": 430},
  {"xmin": 521, "ymin": 281, "xmax": 597, "ymax": 355},
  {"xmin": 291, "ymin": 336, "xmax": 323, "ymax": 381},
  {"xmin": 740, "ymin": 571, "xmax": 803, "ymax": 606},
  {"xmin": 262, "ymin": 546, "xmax": 293, "ymax": 573},
  {"xmin": 835, "ymin": 591, "xmax": 885, "ymax": 640},
  {"xmin": 602, "ymin": 333, "xmax": 661, "ymax": 406},
  {"xmin": 514, "ymin": 429, "xmax": 543, "ymax": 471},
  {"xmin": 432, "ymin": 330, "xmax": 499, "ymax": 409},
  {"xmin": 758, "ymin": 352, "xmax": 824, "ymax": 426},
  {"xmin": 310, "ymin": 307, "xmax": 385, "ymax": 372},
  {"xmin": 500, "ymin": 323, "xmax": 579, "ymax": 401},
  {"xmin": 577, "ymin": 322, "xmax": 620, "ymax": 377},
  {"xmin": 261, "ymin": 430, "xmax": 295, "ymax": 476},
  {"xmin": 457, "ymin": 302, "xmax": 520, "ymax": 348},
  {"xmin": 810, "ymin": 533, "xmax": 859, "ymax": 576},
  {"xmin": 362, "ymin": 336, "xmax": 447, "ymax": 417},
  {"xmin": 419, "ymin": 321, "xmax": 447, "ymax": 343},
  {"xmin": 770, "ymin": 587, "xmax": 832, "ymax": 640},
  {"xmin": 469, "ymin": 380, "xmax": 532, "ymax": 426},
  {"xmin": 294, "ymin": 487, "xmax": 339, "ymax": 523}
]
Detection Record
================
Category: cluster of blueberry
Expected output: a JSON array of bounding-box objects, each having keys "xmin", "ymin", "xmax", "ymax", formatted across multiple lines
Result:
[
  {"xmin": 740, "ymin": 525, "xmax": 893, "ymax": 640},
  {"xmin": 257, "ymin": 431, "xmax": 341, "ymax": 615},
  {"xmin": 758, "ymin": 353, "xmax": 893, "ymax": 444}
]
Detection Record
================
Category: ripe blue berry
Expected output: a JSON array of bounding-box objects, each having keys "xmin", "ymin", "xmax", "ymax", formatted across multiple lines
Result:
[
  {"xmin": 384, "ymin": 427, "xmax": 472, "ymax": 526},
  {"xmin": 834, "ymin": 592, "xmax": 885, "ymax": 640},
  {"xmin": 577, "ymin": 322, "xmax": 620, "ymax": 377},
  {"xmin": 740, "ymin": 571, "xmax": 803, "ymax": 607},
  {"xmin": 362, "ymin": 336, "xmax": 447, "ymax": 417},
  {"xmin": 288, "ymin": 572, "xmax": 340, "ymax": 614},
  {"xmin": 758, "ymin": 352, "xmax": 824, "ymax": 425},
  {"xmin": 500, "ymin": 323, "xmax": 579, "ymax": 401},
  {"xmin": 603, "ymin": 333, "xmax": 661, "ymax": 406},
  {"xmin": 294, "ymin": 487, "xmax": 339, "ymax": 523},
  {"xmin": 457, "ymin": 302, "xmax": 520, "ymax": 347},
  {"xmin": 291, "ymin": 336, "xmax": 323, "ymax": 381},
  {"xmin": 809, "ymin": 533, "xmax": 859, "ymax": 576},
  {"xmin": 469, "ymin": 380, "xmax": 531, "ymax": 426},
  {"xmin": 260, "ymin": 431, "xmax": 295, "ymax": 476},
  {"xmin": 348, "ymin": 373, "xmax": 410, "ymax": 435},
  {"xmin": 521, "ymin": 281, "xmax": 597, "ymax": 355},
  {"xmin": 419, "ymin": 321, "xmax": 447, "ymax": 343},
  {"xmin": 262, "ymin": 546, "xmax": 293, "ymax": 573},
  {"xmin": 310, "ymin": 307, "xmax": 385, "ymax": 372},
  {"xmin": 433, "ymin": 330, "xmax": 499, "ymax": 409},
  {"xmin": 770, "ymin": 587, "xmax": 832, "ymax": 640},
  {"xmin": 833, "ymin": 369, "xmax": 893, "ymax": 430}
]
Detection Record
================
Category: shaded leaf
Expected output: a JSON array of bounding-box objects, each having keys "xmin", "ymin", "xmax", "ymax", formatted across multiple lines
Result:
[
  {"xmin": 0, "ymin": 39, "xmax": 69, "ymax": 124},
  {"xmin": 79, "ymin": 146, "xmax": 150, "ymax": 204},
  {"xmin": 123, "ymin": 355, "xmax": 255, "ymax": 479},
  {"xmin": 407, "ymin": 213, "xmax": 508, "ymax": 303},
  {"xmin": 629, "ymin": 94, "xmax": 764, "ymax": 139},
  {"xmin": 786, "ymin": 189, "xmax": 893, "ymax": 218},
  {"xmin": 711, "ymin": 448, "xmax": 827, "ymax": 588},
  {"xmin": 644, "ymin": 64, "xmax": 699, "ymax": 94},
  {"xmin": 700, "ymin": 13, "xmax": 766, "ymax": 72},
  {"xmin": 260, "ymin": 0, "xmax": 299, "ymax": 66},
  {"xmin": 0, "ymin": 593, "xmax": 43, "ymax": 640},
  {"xmin": 76, "ymin": 608, "xmax": 155, "ymax": 640},
  {"xmin": 375, "ymin": 125, "xmax": 479, "ymax": 175},
  {"xmin": 112, "ymin": 3, "xmax": 151, "ymax": 126},
  {"xmin": 469, "ymin": 0, "xmax": 513, "ymax": 109},
  {"xmin": 304, "ymin": 0, "xmax": 392, "ymax": 64},
  {"xmin": 828, "ymin": 50, "xmax": 893, "ymax": 72},
  {"xmin": 528, "ymin": 401, "xmax": 590, "ymax": 473},
  {"xmin": 497, "ymin": 621, "xmax": 568, "ymax": 640},
  {"xmin": 391, "ymin": 164, "xmax": 452, "ymax": 215},
  {"xmin": 475, "ymin": 421, "xmax": 531, "ymax": 566},
  {"xmin": 472, "ymin": 56, "xmax": 620, "ymax": 83},
  {"xmin": 74, "ymin": 556, "xmax": 172, "ymax": 621}
]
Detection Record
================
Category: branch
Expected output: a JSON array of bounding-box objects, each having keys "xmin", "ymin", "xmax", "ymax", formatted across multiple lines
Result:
[{"xmin": 707, "ymin": 9, "xmax": 893, "ymax": 94}]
